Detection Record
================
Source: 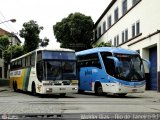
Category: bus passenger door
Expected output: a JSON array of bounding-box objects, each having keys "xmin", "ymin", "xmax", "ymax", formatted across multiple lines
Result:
[{"xmin": 79, "ymin": 68, "xmax": 92, "ymax": 91}]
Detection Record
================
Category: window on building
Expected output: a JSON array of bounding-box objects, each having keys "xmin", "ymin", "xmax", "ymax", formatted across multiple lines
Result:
[
  {"xmin": 108, "ymin": 40, "xmax": 112, "ymax": 46},
  {"xmin": 114, "ymin": 36, "xmax": 116, "ymax": 47},
  {"xmin": 136, "ymin": 21, "xmax": 140, "ymax": 35},
  {"xmin": 114, "ymin": 35, "xmax": 119, "ymax": 47},
  {"xmin": 94, "ymin": 30, "xmax": 97, "ymax": 41},
  {"xmin": 125, "ymin": 29, "xmax": 128, "ymax": 41},
  {"xmin": 122, "ymin": 31, "xmax": 125, "ymax": 43},
  {"xmin": 114, "ymin": 7, "xmax": 119, "ymax": 23},
  {"xmin": 117, "ymin": 35, "xmax": 119, "ymax": 46},
  {"xmin": 103, "ymin": 21, "xmax": 106, "ymax": 33},
  {"xmin": 0, "ymin": 50, "xmax": 2, "ymax": 59},
  {"xmin": 98, "ymin": 26, "xmax": 101, "ymax": 38},
  {"xmin": 0, "ymin": 67, "xmax": 2, "ymax": 78},
  {"xmin": 132, "ymin": 21, "xmax": 140, "ymax": 38},
  {"xmin": 4, "ymin": 63, "xmax": 7, "ymax": 78},
  {"xmin": 122, "ymin": 0, "xmax": 127, "ymax": 15},
  {"xmin": 108, "ymin": 15, "xmax": 112, "ymax": 28},
  {"xmin": 132, "ymin": 24, "xmax": 135, "ymax": 37},
  {"xmin": 132, "ymin": 0, "xmax": 140, "ymax": 6}
]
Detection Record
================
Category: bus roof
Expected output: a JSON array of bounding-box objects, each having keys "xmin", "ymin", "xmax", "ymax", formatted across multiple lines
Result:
[
  {"xmin": 11, "ymin": 47, "xmax": 75, "ymax": 62},
  {"xmin": 76, "ymin": 47, "xmax": 139, "ymax": 56}
]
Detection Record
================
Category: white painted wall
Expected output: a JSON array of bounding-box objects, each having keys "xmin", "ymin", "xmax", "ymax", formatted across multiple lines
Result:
[
  {"xmin": 94, "ymin": 0, "xmax": 160, "ymax": 72},
  {"xmin": 95, "ymin": 0, "xmax": 160, "ymax": 45}
]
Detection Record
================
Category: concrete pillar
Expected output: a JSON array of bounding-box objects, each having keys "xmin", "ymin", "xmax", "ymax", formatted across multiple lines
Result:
[
  {"xmin": 157, "ymin": 33, "xmax": 160, "ymax": 92},
  {"xmin": 141, "ymin": 48, "xmax": 150, "ymax": 90}
]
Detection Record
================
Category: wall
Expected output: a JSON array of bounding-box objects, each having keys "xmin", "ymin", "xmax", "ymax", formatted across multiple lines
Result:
[{"xmin": 94, "ymin": 0, "xmax": 160, "ymax": 91}]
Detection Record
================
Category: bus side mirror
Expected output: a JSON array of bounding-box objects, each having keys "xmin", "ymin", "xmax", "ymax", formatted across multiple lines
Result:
[
  {"xmin": 107, "ymin": 56, "xmax": 120, "ymax": 67},
  {"xmin": 142, "ymin": 59, "xmax": 151, "ymax": 69}
]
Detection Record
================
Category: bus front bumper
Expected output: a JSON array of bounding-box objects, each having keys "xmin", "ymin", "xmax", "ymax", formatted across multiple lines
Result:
[
  {"xmin": 38, "ymin": 85, "xmax": 78, "ymax": 94},
  {"xmin": 102, "ymin": 82, "xmax": 146, "ymax": 94}
]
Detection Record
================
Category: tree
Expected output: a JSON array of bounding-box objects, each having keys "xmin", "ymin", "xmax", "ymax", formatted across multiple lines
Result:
[
  {"xmin": 53, "ymin": 12, "xmax": 94, "ymax": 51},
  {"xmin": 4, "ymin": 45, "xmax": 24, "ymax": 64},
  {"xmin": 0, "ymin": 35, "xmax": 10, "ymax": 49},
  {"xmin": 94, "ymin": 42, "xmax": 112, "ymax": 47},
  {"xmin": 40, "ymin": 37, "xmax": 49, "ymax": 47},
  {"xmin": 19, "ymin": 20, "xmax": 43, "ymax": 53}
]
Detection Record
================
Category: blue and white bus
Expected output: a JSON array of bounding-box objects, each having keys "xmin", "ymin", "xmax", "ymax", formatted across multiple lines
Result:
[{"xmin": 76, "ymin": 47, "xmax": 149, "ymax": 96}]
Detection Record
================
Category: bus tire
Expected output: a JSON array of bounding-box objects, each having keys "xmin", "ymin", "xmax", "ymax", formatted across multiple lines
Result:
[
  {"xmin": 32, "ymin": 83, "xmax": 37, "ymax": 96},
  {"xmin": 13, "ymin": 81, "xmax": 17, "ymax": 92},
  {"xmin": 95, "ymin": 83, "xmax": 103, "ymax": 96},
  {"xmin": 78, "ymin": 89, "xmax": 84, "ymax": 94},
  {"xmin": 60, "ymin": 93, "xmax": 66, "ymax": 97}
]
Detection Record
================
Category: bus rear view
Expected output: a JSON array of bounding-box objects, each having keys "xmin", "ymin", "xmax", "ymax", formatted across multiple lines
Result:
[{"xmin": 76, "ymin": 47, "xmax": 149, "ymax": 96}]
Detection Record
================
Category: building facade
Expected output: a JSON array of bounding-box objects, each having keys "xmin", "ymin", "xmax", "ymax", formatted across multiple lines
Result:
[
  {"xmin": 93, "ymin": 0, "xmax": 160, "ymax": 91},
  {"xmin": 0, "ymin": 28, "xmax": 21, "ymax": 79}
]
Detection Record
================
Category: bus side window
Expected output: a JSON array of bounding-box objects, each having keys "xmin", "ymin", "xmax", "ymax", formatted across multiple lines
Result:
[
  {"xmin": 92, "ymin": 60, "xmax": 101, "ymax": 69},
  {"xmin": 26, "ymin": 56, "xmax": 30, "ymax": 67},
  {"xmin": 106, "ymin": 58, "xmax": 116, "ymax": 76},
  {"xmin": 11, "ymin": 62, "xmax": 15, "ymax": 70},
  {"xmin": 77, "ymin": 53, "xmax": 102, "ymax": 69},
  {"xmin": 100, "ymin": 52, "xmax": 113, "ymax": 74},
  {"xmin": 14, "ymin": 61, "xmax": 18, "ymax": 69},
  {"xmin": 22, "ymin": 57, "xmax": 26, "ymax": 67},
  {"xmin": 17, "ymin": 59, "xmax": 22, "ymax": 68},
  {"xmin": 31, "ymin": 53, "xmax": 35, "ymax": 66}
]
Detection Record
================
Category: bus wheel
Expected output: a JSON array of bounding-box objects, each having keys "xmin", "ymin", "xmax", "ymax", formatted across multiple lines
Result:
[
  {"xmin": 78, "ymin": 89, "xmax": 84, "ymax": 94},
  {"xmin": 13, "ymin": 81, "xmax": 17, "ymax": 92},
  {"xmin": 60, "ymin": 93, "xmax": 66, "ymax": 97},
  {"xmin": 95, "ymin": 84, "xmax": 103, "ymax": 96},
  {"xmin": 32, "ymin": 83, "xmax": 37, "ymax": 96}
]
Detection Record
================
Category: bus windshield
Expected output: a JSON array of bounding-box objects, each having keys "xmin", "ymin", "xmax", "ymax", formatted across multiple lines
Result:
[
  {"xmin": 114, "ymin": 54, "xmax": 145, "ymax": 81},
  {"xmin": 36, "ymin": 50, "xmax": 77, "ymax": 81},
  {"xmin": 44, "ymin": 61, "xmax": 77, "ymax": 80}
]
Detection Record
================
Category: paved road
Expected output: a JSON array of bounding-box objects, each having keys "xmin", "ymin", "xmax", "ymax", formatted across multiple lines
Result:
[{"xmin": 0, "ymin": 87, "xmax": 160, "ymax": 115}]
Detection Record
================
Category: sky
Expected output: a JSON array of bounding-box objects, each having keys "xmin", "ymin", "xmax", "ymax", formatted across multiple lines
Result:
[{"xmin": 0, "ymin": 0, "xmax": 111, "ymax": 48}]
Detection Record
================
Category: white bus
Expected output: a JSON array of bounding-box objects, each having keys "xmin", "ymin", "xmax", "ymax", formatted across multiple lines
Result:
[{"xmin": 9, "ymin": 48, "xmax": 78, "ymax": 96}]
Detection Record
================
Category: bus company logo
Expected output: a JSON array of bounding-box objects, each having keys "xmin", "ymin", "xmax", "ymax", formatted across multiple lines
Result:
[
  {"xmin": 14, "ymin": 70, "xmax": 21, "ymax": 76},
  {"xmin": 85, "ymin": 70, "xmax": 92, "ymax": 76},
  {"xmin": 10, "ymin": 70, "xmax": 22, "ymax": 77}
]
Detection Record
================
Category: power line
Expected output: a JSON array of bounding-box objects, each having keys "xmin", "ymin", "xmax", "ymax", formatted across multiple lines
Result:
[{"xmin": 0, "ymin": 10, "xmax": 18, "ymax": 34}]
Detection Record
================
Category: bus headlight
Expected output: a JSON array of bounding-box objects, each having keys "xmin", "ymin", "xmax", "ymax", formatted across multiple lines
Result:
[{"xmin": 72, "ymin": 87, "xmax": 78, "ymax": 90}]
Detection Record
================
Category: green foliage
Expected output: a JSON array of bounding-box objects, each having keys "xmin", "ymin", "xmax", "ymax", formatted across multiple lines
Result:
[
  {"xmin": 0, "ymin": 35, "xmax": 10, "ymax": 49},
  {"xmin": 40, "ymin": 37, "xmax": 49, "ymax": 47},
  {"xmin": 53, "ymin": 12, "xmax": 94, "ymax": 51},
  {"xmin": 19, "ymin": 20, "xmax": 43, "ymax": 53},
  {"xmin": 94, "ymin": 42, "xmax": 112, "ymax": 47},
  {"xmin": 4, "ymin": 45, "xmax": 24, "ymax": 63},
  {"xmin": 0, "ymin": 35, "xmax": 24, "ymax": 64}
]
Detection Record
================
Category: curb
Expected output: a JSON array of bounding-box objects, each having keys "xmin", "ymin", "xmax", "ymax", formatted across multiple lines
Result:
[
  {"xmin": 0, "ymin": 89, "xmax": 8, "ymax": 92},
  {"xmin": 0, "ymin": 86, "xmax": 10, "ymax": 92}
]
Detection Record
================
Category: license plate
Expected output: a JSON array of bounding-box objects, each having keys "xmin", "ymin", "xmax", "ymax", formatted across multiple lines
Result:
[
  {"xmin": 60, "ymin": 88, "xmax": 66, "ymax": 90},
  {"xmin": 132, "ymin": 89, "xmax": 137, "ymax": 92}
]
